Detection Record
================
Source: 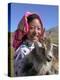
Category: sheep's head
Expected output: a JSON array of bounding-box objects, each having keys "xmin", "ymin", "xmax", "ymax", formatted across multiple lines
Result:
[{"xmin": 42, "ymin": 38, "xmax": 53, "ymax": 62}]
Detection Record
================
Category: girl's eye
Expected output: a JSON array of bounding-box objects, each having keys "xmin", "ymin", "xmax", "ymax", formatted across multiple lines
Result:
[
  {"xmin": 30, "ymin": 27, "xmax": 34, "ymax": 29},
  {"xmin": 30, "ymin": 26, "xmax": 35, "ymax": 29},
  {"xmin": 37, "ymin": 27, "xmax": 41, "ymax": 30}
]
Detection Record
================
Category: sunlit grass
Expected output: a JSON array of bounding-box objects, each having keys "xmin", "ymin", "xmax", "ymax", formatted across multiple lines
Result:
[{"xmin": 10, "ymin": 47, "xmax": 14, "ymax": 77}]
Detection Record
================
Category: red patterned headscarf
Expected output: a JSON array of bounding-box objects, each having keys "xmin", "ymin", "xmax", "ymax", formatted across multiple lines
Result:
[{"xmin": 13, "ymin": 12, "xmax": 45, "ymax": 50}]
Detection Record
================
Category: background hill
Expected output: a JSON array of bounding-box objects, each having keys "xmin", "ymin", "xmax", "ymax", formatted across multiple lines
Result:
[{"xmin": 46, "ymin": 26, "xmax": 58, "ymax": 44}]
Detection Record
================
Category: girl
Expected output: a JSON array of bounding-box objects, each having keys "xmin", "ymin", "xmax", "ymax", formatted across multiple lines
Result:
[{"xmin": 13, "ymin": 12, "xmax": 45, "ymax": 76}]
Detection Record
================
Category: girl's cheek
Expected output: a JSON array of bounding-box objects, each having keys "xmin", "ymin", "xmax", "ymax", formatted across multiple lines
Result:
[
  {"xmin": 38, "ymin": 31, "xmax": 41, "ymax": 35},
  {"xmin": 30, "ymin": 30, "xmax": 34, "ymax": 34},
  {"xmin": 28, "ymin": 31, "xmax": 33, "ymax": 36}
]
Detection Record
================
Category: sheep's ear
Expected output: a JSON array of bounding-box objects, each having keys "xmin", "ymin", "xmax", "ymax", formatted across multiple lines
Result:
[
  {"xmin": 41, "ymin": 28, "xmax": 46, "ymax": 40},
  {"xmin": 45, "ymin": 38, "xmax": 51, "ymax": 49},
  {"xmin": 41, "ymin": 28, "xmax": 45, "ymax": 37}
]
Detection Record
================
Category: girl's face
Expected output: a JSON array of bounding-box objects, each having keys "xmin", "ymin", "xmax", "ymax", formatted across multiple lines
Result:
[{"xmin": 27, "ymin": 19, "xmax": 42, "ymax": 42}]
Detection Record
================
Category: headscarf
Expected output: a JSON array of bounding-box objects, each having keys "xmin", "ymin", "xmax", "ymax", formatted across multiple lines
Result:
[{"xmin": 13, "ymin": 12, "xmax": 45, "ymax": 51}]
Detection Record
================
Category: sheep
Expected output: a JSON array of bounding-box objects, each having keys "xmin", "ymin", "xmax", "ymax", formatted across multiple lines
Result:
[{"xmin": 14, "ymin": 38, "xmax": 58, "ymax": 76}]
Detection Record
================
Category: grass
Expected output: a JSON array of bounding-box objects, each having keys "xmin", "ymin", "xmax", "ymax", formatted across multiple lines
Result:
[
  {"xmin": 10, "ymin": 47, "xmax": 14, "ymax": 77},
  {"xmin": 8, "ymin": 46, "xmax": 14, "ymax": 77}
]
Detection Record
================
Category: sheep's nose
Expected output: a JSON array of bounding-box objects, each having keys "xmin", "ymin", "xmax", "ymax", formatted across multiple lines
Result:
[{"xmin": 47, "ymin": 54, "xmax": 53, "ymax": 62}]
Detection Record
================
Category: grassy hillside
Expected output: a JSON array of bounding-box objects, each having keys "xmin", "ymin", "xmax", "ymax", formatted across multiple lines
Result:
[
  {"xmin": 8, "ymin": 32, "xmax": 14, "ymax": 77},
  {"xmin": 46, "ymin": 26, "xmax": 58, "ymax": 44}
]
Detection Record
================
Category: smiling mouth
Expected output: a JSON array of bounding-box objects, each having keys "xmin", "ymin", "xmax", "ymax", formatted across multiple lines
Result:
[
  {"xmin": 32, "ymin": 33, "xmax": 39, "ymax": 38},
  {"xmin": 33, "ymin": 36, "xmax": 38, "ymax": 39}
]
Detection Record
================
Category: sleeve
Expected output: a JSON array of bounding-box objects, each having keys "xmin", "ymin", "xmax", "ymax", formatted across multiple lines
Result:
[
  {"xmin": 14, "ymin": 44, "xmax": 30, "ymax": 62},
  {"xmin": 14, "ymin": 45, "xmax": 31, "ymax": 76}
]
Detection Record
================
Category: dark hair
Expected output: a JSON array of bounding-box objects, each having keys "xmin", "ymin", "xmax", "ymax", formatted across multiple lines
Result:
[{"xmin": 27, "ymin": 14, "xmax": 43, "ymax": 28}]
